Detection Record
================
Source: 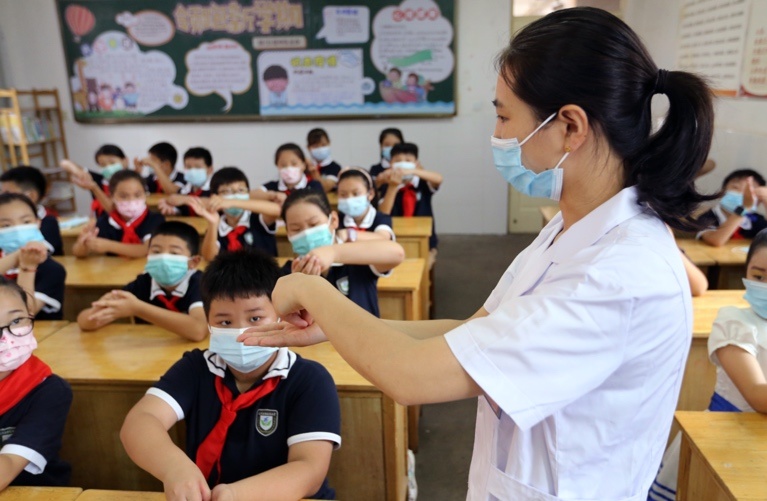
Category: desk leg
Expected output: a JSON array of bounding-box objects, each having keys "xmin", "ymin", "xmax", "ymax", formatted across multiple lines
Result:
[{"xmin": 677, "ymin": 432, "xmax": 692, "ymax": 500}]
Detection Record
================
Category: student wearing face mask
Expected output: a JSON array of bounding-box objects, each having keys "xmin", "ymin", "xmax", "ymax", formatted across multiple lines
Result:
[
  {"xmin": 120, "ymin": 248, "xmax": 341, "ymax": 500},
  {"xmin": 77, "ymin": 221, "xmax": 207, "ymax": 342},
  {"xmin": 60, "ymin": 143, "xmax": 128, "ymax": 217},
  {"xmin": 158, "ymin": 147, "xmax": 215, "ymax": 217},
  {"xmin": 256, "ymin": 143, "xmax": 323, "ymax": 203},
  {"xmin": 242, "ymin": 8, "xmax": 717, "ymax": 499},
  {"xmin": 281, "ymin": 189, "xmax": 404, "ymax": 317},
  {"xmin": 305, "ymin": 128, "xmax": 342, "ymax": 193},
  {"xmin": 0, "ymin": 194, "xmax": 65, "ymax": 321},
  {"xmin": 0, "ymin": 278, "xmax": 72, "ymax": 491},
  {"xmin": 369, "ymin": 128, "xmax": 404, "ymax": 189},
  {"xmin": 72, "ymin": 170, "xmax": 165, "ymax": 259},
  {"xmin": 336, "ymin": 168, "xmax": 395, "ymax": 241}
]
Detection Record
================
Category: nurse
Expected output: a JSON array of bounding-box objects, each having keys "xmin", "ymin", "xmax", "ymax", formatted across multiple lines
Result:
[{"xmin": 241, "ymin": 7, "xmax": 714, "ymax": 500}]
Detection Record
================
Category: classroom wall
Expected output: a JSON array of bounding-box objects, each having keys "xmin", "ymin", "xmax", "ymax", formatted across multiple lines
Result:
[{"xmin": 0, "ymin": 0, "xmax": 512, "ymax": 234}]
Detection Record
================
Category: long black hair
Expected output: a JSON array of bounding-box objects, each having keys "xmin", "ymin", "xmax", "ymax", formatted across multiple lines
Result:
[{"xmin": 497, "ymin": 7, "xmax": 715, "ymax": 230}]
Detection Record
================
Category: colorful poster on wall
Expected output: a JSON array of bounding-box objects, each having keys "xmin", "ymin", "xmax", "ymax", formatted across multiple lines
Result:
[{"xmin": 56, "ymin": 0, "xmax": 456, "ymax": 122}]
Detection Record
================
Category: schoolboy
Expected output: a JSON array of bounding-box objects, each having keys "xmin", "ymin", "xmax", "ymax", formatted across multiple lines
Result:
[
  {"xmin": 120, "ymin": 248, "xmax": 341, "ymax": 499},
  {"xmin": 158, "ymin": 147, "xmax": 214, "ymax": 217},
  {"xmin": 697, "ymin": 168, "xmax": 767, "ymax": 246},
  {"xmin": 77, "ymin": 221, "xmax": 207, "ymax": 342},
  {"xmin": 135, "ymin": 142, "xmax": 186, "ymax": 194},
  {"xmin": 378, "ymin": 142, "xmax": 443, "ymax": 252},
  {"xmin": 191, "ymin": 167, "xmax": 280, "ymax": 261},
  {"xmin": 306, "ymin": 128, "xmax": 342, "ymax": 192},
  {"xmin": 0, "ymin": 166, "xmax": 63, "ymax": 255},
  {"xmin": 72, "ymin": 170, "xmax": 165, "ymax": 258},
  {"xmin": 60, "ymin": 144, "xmax": 127, "ymax": 216}
]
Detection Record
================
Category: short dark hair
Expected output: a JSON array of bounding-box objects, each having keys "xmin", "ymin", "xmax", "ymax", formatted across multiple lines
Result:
[
  {"xmin": 148, "ymin": 142, "xmax": 178, "ymax": 167},
  {"xmin": 183, "ymin": 147, "xmax": 212, "ymax": 167},
  {"xmin": 263, "ymin": 65, "xmax": 288, "ymax": 81},
  {"xmin": 0, "ymin": 166, "xmax": 47, "ymax": 198},
  {"xmin": 281, "ymin": 188, "xmax": 331, "ymax": 221},
  {"xmin": 0, "ymin": 276, "xmax": 31, "ymax": 313},
  {"xmin": 0, "ymin": 192, "xmax": 39, "ymax": 218},
  {"xmin": 109, "ymin": 169, "xmax": 146, "ymax": 194},
  {"xmin": 275, "ymin": 143, "xmax": 306, "ymax": 165},
  {"xmin": 379, "ymin": 128, "xmax": 404, "ymax": 145},
  {"xmin": 722, "ymin": 169, "xmax": 767, "ymax": 188},
  {"xmin": 150, "ymin": 221, "xmax": 200, "ymax": 256},
  {"xmin": 210, "ymin": 166, "xmax": 250, "ymax": 194},
  {"xmin": 200, "ymin": 248, "xmax": 280, "ymax": 316},
  {"xmin": 391, "ymin": 142, "xmax": 418, "ymax": 159},
  {"xmin": 94, "ymin": 144, "xmax": 126, "ymax": 163},
  {"xmin": 307, "ymin": 128, "xmax": 329, "ymax": 146}
]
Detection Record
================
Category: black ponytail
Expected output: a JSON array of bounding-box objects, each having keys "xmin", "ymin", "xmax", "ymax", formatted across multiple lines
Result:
[{"xmin": 498, "ymin": 7, "xmax": 716, "ymax": 231}]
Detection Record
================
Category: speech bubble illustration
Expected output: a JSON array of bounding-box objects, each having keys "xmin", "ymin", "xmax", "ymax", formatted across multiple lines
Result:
[
  {"xmin": 117, "ymin": 10, "xmax": 175, "ymax": 47},
  {"xmin": 185, "ymin": 39, "xmax": 253, "ymax": 112},
  {"xmin": 316, "ymin": 6, "xmax": 370, "ymax": 44}
]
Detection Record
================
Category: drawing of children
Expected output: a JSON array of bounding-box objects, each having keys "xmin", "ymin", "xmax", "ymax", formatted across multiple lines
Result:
[{"xmin": 263, "ymin": 65, "xmax": 289, "ymax": 107}]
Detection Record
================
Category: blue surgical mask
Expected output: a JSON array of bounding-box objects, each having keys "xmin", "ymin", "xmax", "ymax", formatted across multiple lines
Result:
[
  {"xmin": 145, "ymin": 254, "xmax": 190, "ymax": 287},
  {"xmin": 338, "ymin": 195, "xmax": 369, "ymax": 218},
  {"xmin": 491, "ymin": 113, "xmax": 569, "ymax": 200},
  {"xmin": 743, "ymin": 278, "xmax": 767, "ymax": 319},
  {"xmin": 0, "ymin": 224, "xmax": 45, "ymax": 254},
  {"xmin": 223, "ymin": 193, "xmax": 250, "ymax": 217},
  {"xmin": 209, "ymin": 326, "xmax": 278, "ymax": 373},
  {"xmin": 185, "ymin": 168, "xmax": 208, "ymax": 188},
  {"xmin": 310, "ymin": 146, "xmax": 331, "ymax": 163},
  {"xmin": 720, "ymin": 191, "xmax": 755, "ymax": 215},
  {"xmin": 101, "ymin": 162, "xmax": 123, "ymax": 180},
  {"xmin": 288, "ymin": 223, "xmax": 334, "ymax": 256},
  {"xmin": 381, "ymin": 146, "xmax": 393, "ymax": 161}
]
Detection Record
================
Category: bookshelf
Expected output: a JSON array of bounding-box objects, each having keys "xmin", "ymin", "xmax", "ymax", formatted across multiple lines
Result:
[{"xmin": 0, "ymin": 88, "xmax": 76, "ymax": 213}]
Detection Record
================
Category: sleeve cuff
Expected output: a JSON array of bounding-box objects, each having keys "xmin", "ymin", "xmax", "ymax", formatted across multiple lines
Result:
[
  {"xmin": 0, "ymin": 444, "xmax": 45, "ymax": 474},
  {"xmin": 34, "ymin": 292, "xmax": 61, "ymax": 313},
  {"xmin": 188, "ymin": 301, "xmax": 203, "ymax": 312},
  {"xmin": 369, "ymin": 264, "xmax": 392, "ymax": 278},
  {"xmin": 259, "ymin": 213, "xmax": 276, "ymax": 235},
  {"xmin": 146, "ymin": 387, "xmax": 185, "ymax": 421},
  {"xmin": 375, "ymin": 225, "xmax": 396, "ymax": 241},
  {"xmin": 287, "ymin": 431, "xmax": 341, "ymax": 450},
  {"xmin": 142, "ymin": 234, "xmax": 152, "ymax": 243}
]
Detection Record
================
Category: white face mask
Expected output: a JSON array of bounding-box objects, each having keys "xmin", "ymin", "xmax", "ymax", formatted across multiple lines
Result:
[
  {"xmin": 208, "ymin": 326, "xmax": 278, "ymax": 373},
  {"xmin": 279, "ymin": 166, "xmax": 303, "ymax": 185}
]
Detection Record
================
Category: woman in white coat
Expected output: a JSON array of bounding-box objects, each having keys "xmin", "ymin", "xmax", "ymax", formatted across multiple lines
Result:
[{"xmin": 241, "ymin": 7, "xmax": 715, "ymax": 500}]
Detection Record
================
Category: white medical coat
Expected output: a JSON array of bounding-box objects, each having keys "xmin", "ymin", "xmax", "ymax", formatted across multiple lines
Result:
[{"xmin": 445, "ymin": 187, "xmax": 691, "ymax": 500}]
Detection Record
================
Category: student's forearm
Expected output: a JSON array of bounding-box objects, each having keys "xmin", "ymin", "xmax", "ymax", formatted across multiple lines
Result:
[
  {"xmin": 0, "ymin": 254, "xmax": 17, "ymax": 274},
  {"xmin": 92, "ymin": 186, "xmax": 114, "ymax": 213},
  {"xmin": 416, "ymin": 169, "xmax": 443, "ymax": 187},
  {"xmin": 378, "ymin": 188, "xmax": 397, "ymax": 214},
  {"xmin": 701, "ymin": 215, "xmax": 743, "ymax": 247},
  {"xmin": 103, "ymin": 241, "xmax": 150, "ymax": 258},
  {"xmin": 16, "ymin": 270, "xmax": 39, "ymax": 313},
  {"xmin": 77, "ymin": 307, "xmax": 113, "ymax": 330},
  {"xmin": 226, "ymin": 458, "xmax": 327, "ymax": 501},
  {"xmin": 681, "ymin": 253, "xmax": 708, "ymax": 296},
  {"xmin": 201, "ymin": 227, "xmax": 220, "ymax": 262},
  {"xmin": 231, "ymin": 200, "xmax": 282, "ymax": 218},
  {"xmin": 132, "ymin": 303, "xmax": 208, "ymax": 342},
  {"xmin": 317, "ymin": 176, "xmax": 336, "ymax": 193},
  {"xmin": 332, "ymin": 241, "xmax": 404, "ymax": 270},
  {"xmin": 154, "ymin": 168, "xmax": 180, "ymax": 195},
  {"xmin": 72, "ymin": 241, "xmax": 90, "ymax": 258},
  {"xmin": 0, "ymin": 453, "xmax": 30, "ymax": 490},
  {"xmin": 249, "ymin": 189, "xmax": 271, "ymax": 201},
  {"xmin": 121, "ymin": 411, "xmax": 194, "ymax": 483}
]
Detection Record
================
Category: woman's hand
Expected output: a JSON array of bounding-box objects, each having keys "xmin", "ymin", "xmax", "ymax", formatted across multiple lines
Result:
[{"xmin": 237, "ymin": 320, "xmax": 327, "ymax": 347}]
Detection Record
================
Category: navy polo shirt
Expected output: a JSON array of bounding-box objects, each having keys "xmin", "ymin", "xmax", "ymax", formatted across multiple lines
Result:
[
  {"xmin": 379, "ymin": 177, "xmax": 439, "ymax": 249},
  {"xmin": 338, "ymin": 207, "xmax": 395, "ymax": 240},
  {"xmin": 86, "ymin": 171, "xmax": 110, "ymax": 216},
  {"xmin": 697, "ymin": 207, "xmax": 767, "ymax": 239},
  {"xmin": 217, "ymin": 211, "xmax": 277, "ymax": 257},
  {"xmin": 369, "ymin": 162, "xmax": 386, "ymax": 181},
  {"xmin": 144, "ymin": 169, "xmax": 186, "ymax": 194},
  {"xmin": 0, "ymin": 374, "xmax": 72, "ymax": 487},
  {"xmin": 262, "ymin": 179, "xmax": 324, "ymax": 194},
  {"xmin": 123, "ymin": 271, "xmax": 203, "ymax": 322},
  {"xmin": 148, "ymin": 348, "xmax": 340, "ymax": 498},
  {"xmin": 281, "ymin": 261, "xmax": 382, "ymax": 317},
  {"xmin": 40, "ymin": 216, "xmax": 63, "ymax": 256},
  {"xmin": 95, "ymin": 211, "xmax": 165, "ymax": 252},
  {"xmin": 316, "ymin": 160, "xmax": 342, "ymax": 180}
]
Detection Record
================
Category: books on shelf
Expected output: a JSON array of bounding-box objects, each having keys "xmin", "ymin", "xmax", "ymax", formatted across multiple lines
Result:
[{"xmin": 0, "ymin": 113, "xmax": 53, "ymax": 144}]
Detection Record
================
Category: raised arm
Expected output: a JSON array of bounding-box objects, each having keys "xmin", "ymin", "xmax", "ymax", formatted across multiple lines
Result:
[{"xmin": 306, "ymin": 240, "xmax": 405, "ymax": 274}]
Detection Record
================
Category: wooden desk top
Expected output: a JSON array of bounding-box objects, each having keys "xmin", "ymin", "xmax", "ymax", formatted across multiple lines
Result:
[
  {"xmin": 692, "ymin": 290, "xmax": 748, "ymax": 337},
  {"xmin": 55, "ymin": 256, "xmax": 149, "ymax": 288},
  {"xmin": 76, "ymin": 491, "xmax": 164, "ymax": 500},
  {"xmin": 675, "ymin": 411, "xmax": 767, "ymax": 500},
  {"xmin": 35, "ymin": 320, "xmax": 70, "ymax": 342},
  {"xmin": 540, "ymin": 205, "xmax": 560, "ymax": 225},
  {"xmin": 0, "ymin": 487, "xmax": 82, "ymax": 501},
  {"xmin": 677, "ymin": 239, "xmax": 749, "ymax": 267},
  {"xmin": 275, "ymin": 257, "xmax": 424, "ymax": 293},
  {"xmin": 275, "ymin": 216, "xmax": 432, "ymax": 238},
  {"xmin": 676, "ymin": 238, "xmax": 717, "ymax": 267},
  {"xmin": 146, "ymin": 193, "xmax": 164, "ymax": 208}
]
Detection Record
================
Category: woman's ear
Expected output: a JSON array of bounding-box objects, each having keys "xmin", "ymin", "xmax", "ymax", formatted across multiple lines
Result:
[{"xmin": 558, "ymin": 104, "xmax": 589, "ymax": 153}]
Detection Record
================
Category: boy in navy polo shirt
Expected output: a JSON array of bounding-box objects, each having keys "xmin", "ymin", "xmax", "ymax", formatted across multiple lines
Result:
[
  {"xmin": 306, "ymin": 128, "xmax": 342, "ymax": 192},
  {"xmin": 77, "ymin": 221, "xmax": 207, "ymax": 342},
  {"xmin": 0, "ymin": 166, "xmax": 63, "ymax": 256},
  {"xmin": 0, "ymin": 278, "xmax": 72, "ymax": 490},
  {"xmin": 72, "ymin": 170, "xmax": 164, "ymax": 259},
  {"xmin": 121, "ymin": 248, "xmax": 341, "ymax": 500},
  {"xmin": 191, "ymin": 167, "xmax": 281, "ymax": 260},
  {"xmin": 158, "ymin": 147, "xmax": 215, "ymax": 217},
  {"xmin": 134, "ymin": 142, "xmax": 186, "ymax": 194}
]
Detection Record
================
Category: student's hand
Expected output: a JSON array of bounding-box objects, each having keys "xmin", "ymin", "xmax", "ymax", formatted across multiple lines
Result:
[
  {"xmin": 70, "ymin": 170, "xmax": 97, "ymax": 190},
  {"xmin": 238, "ymin": 319, "xmax": 328, "ymax": 348},
  {"xmin": 162, "ymin": 462, "xmax": 212, "ymax": 501},
  {"xmin": 76, "ymin": 220, "xmax": 98, "ymax": 245},
  {"xmin": 377, "ymin": 169, "xmax": 392, "ymax": 184},
  {"xmin": 388, "ymin": 169, "xmax": 405, "ymax": 186},
  {"xmin": 211, "ymin": 484, "xmax": 235, "ymax": 501},
  {"xmin": 157, "ymin": 199, "xmax": 179, "ymax": 216},
  {"xmin": 304, "ymin": 245, "xmax": 336, "ymax": 271},
  {"xmin": 132, "ymin": 156, "xmax": 145, "ymax": 173},
  {"xmin": 744, "ymin": 177, "xmax": 757, "ymax": 210},
  {"xmin": 754, "ymin": 186, "xmax": 767, "ymax": 207},
  {"xmin": 90, "ymin": 289, "xmax": 139, "ymax": 319},
  {"xmin": 207, "ymin": 195, "xmax": 229, "ymax": 212},
  {"xmin": 306, "ymin": 160, "xmax": 321, "ymax": 179},
  {"xmin": 266, "ymin": 190, "xmax": 287, "ymax": 207},
  {"xmin": 188, "ymin": 198, "xmax": 219, "ymax": 226},
  {"xmin": 18, "ymin": 241, "xmax": 48, "ymax": 268},
  {"xmin": 165, "ymin": 194, "xmax": 187, "ymax": 207},
  {"xmin": 291, "ymin": 255, "xmax": 323, "ymax": 276},
  {"xmin": 60, "ymin": 159, "xmax": 84, "ymax": 175},
  {"xmin": 416, "ymin": 160, "xmax": 425, "ymax": 171},
  {"xmin": 84, "ymin": 236, "xmax": 111, "ymax": 254}
]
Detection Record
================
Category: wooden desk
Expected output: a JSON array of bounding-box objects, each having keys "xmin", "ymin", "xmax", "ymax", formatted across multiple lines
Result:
[
  {"xmin": 676, "ymin": 411, "xmax": 767, "ymax": 501},
  {"xmin": 540, "ymin": 205, "xmax": 559, "ymax": 226},
  {"xmin": 0, "ymin": 487, "xmax": 82, "ymax": 501},
  {"xmin": 37, "ymin": 324, "xmax": 407, "ymax": 501},
  {"xmin": 676, "ymin": 239, "xmax": 749, "ymax": 289},
  {"xmin": 146, "ymin": 193, "xmax": 164, "ymax": 211},
  {"xmin": 35, "ymin": 320, "xmax": 70, "ymax": 342},
  {"xmin": 76, "ymin": 491, "xmax": 164, "ymax": 501}
]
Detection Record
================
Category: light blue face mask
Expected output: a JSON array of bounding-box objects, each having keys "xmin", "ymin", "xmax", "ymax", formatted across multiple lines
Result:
[
  {"xmin": 223, "ymin": 193, "xmax": 250, "ymax": 217},
  {"xmin": 101, "ymin": 162, "xmax": 123, "ymax": 180},
  {"xmin": 743, "ymin": 278, "xmax": 767, "ymax": 319},
  {"xmin": 490, "ymin": 113, "xmax": 569, "ymax": 200},
  {"xmin": 185, "ymin": 168, "xmax": 208, "ymax": 188},
  {"xmin": 209, "ymin": 326, "xmax": 278, "ymax": 373},
  {"xmin": 0, "ymin": 224, "xmax": 45, "ymax": 254},
  {"xmin": 288, "ymin": 223, "xmax": 334, "ymax": 256},
  {"xmin": 310, "ymin": 146, "xmax": 331, "ymax": 163},
  {"xmin": 145, "ymin": 254, "xmax": 190, "ymax": 287},
  {"xmin": 720, "ymin": 191, "xmax": 756, "ymax": 215},
  {"xmin": 338, "ymin": 195, "xmax": 369, "ymax": 218},
  {"xmin": 381, "ymin": 146, "xmax": 393, "ymax": 161}
]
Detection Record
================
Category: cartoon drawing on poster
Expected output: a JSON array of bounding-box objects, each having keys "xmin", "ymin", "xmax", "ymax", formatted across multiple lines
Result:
[
  {"xmin": 257, "ymin": 49, "xmax": 365, "ymax": 115},
  {"xmin": 185, "ymin": 39, "xmax": 253, "ymax": 111},
  {"xmin": 316, "ymin": 6, "xmax": 370, "ymax": 44},
  {"xmin": 69, "ymin": 30, "xmax": 188, "ymax": 117},
  {"xmin": 371, "ymin": 0, "xmax": 453, "ymax": 107}
]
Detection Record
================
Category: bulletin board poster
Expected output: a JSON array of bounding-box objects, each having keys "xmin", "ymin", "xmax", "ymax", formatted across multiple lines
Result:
[{"xmin": 56, "ymin": 0, "xmax": 456, "ymax": 122}]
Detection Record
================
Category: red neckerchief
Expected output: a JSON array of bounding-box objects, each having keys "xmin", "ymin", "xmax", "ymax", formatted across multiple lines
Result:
[
  {"xmin": 225, "ymin": 226, "xmax": 248, "ymax": 251},
  {"xmin": 91, "ymin": 184, "xmax": 111, "ymax": 216},
  {"xmin": 44, "ymin": 207, "xmax": 58, "ymax": 218},
  {"xmin": 1, "ymin": 250, "xmax": 17, "ymax": 280},
  {"xmin": 186, "ymin": 189, "xmax": 204, "ymax": 216},
  {"xmin": 155, "ymin": 294, "xmax": 181, "ymax": 312},
  {"xmin": 399, "ymin": 184, "xmax": 417, "ymax": 217},
  {"xmin": 195, "ymin": 376, "xmax": 280, "ymax": 483},
  {"xmin": 109, "ymin": 209, "xmax": 149, "ymax": 244},
  {"xmin": 0, "ymin": 355, "xmax": 52, "ymax": 415}
]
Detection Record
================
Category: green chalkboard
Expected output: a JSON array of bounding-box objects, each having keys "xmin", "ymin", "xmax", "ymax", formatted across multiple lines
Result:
[{"xmin": 56, "ymin": 0, "xmax": 456, "ymax": 122}]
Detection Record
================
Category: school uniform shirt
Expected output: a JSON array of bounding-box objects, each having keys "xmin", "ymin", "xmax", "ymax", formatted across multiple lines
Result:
[
  {"xmin": 37, "ymin": 205, "xmax": 63, "ymax": 256},
  {"xmin": 338, "ymin": 206, "xmax": 395, "ymax": 240},
  {"xmin": 171, "ymin": 177, "xmax": 212, "ymax": 217},
  {"xmin": 369, "ymin": 160, "xmax": 389, "ymax": 181},
  {"xmin": 87, "ymin": 170, "xmax": 110, "ymax": 216},
  {"xmin": 146, "ymin": 348, "xmax": 341, "ymax": 498},
  {"xmin": 444, "ymin": 186, "xmax": 691, "ymax": 500},
  {"xmin": 123, "ymin": 270, "xmax": 203, "ymax": 322},
  {"xmin": 379, "ymin": 176, "xmax": 438, "ymax": 248},
  {"xmin": 4, "ymin": 255, "xmax": 66, "ymax": 321},
  {"xmin": 314, "ymin": 159, "xmax": 342, "ymax": 182},
  {"xmin": 144, "ymin": 168, "xmax": 186, "ymax": 194},
  {"xmin": 217, "ymin": 210, "xmax": 277, "ymax": 257},
  {"xmin": 0, "ymin": 374, "xmax": 72, "ymax": 487},
  {"xmin": 696, "ymin": 205, "xmax": 767, "ymax": 240},
  {"xmin": 261, "ymin": 174, "xmax": 324, "ymax": 195},
  {"xmin": 95, "ymin": 210, "xmax": 165, "ymax": 251}
]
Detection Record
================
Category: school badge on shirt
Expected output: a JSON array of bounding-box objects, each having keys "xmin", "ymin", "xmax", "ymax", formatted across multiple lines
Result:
[
  {"xmin": 244, "ymin": 231, "xmax": 254, "ymax": 245},
  {"xmin": 256, "ymin": 409, "xmax": 278, "ymax": 436},
  {"xmin": 336, "ymin": 276, "xmax": 349, "ymax": 296}
]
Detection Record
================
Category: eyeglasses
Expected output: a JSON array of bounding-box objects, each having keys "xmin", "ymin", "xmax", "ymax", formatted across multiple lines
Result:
[{"xmin": 0, "ymin": 317, "xmax": 34, "ymax": 337}]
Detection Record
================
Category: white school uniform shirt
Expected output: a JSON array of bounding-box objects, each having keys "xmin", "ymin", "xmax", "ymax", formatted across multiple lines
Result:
[{"xmin": 445, "ymin": 186, "xmax": 691, "ymax": 500}]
